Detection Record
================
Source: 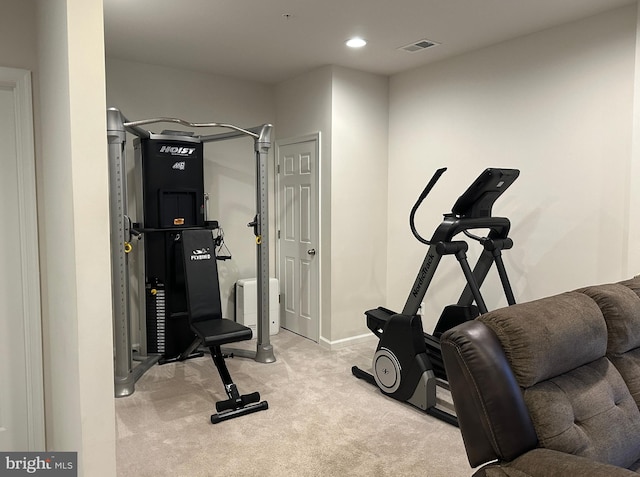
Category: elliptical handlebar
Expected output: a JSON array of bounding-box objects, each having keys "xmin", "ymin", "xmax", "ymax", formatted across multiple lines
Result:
[
  {"xmin": 410, "ymin": 167, "xmax": 519, "ymax": 245},
  {"xmin": 409, "ymin": 167, "xmax": 447, "ymax": 245}
]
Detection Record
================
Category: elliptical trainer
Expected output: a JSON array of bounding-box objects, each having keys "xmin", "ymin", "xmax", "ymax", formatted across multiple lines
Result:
[{"xmin": 352, "ymin": 167, "xmax": 519, "ymax": 425}]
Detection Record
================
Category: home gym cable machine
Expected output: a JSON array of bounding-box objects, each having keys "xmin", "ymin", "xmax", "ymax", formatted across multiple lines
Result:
[
  {"xmin": 352, "ymin": 167, "xmax": 519, "ymax": 425},
  {"xmin": 107, "ymin": 107, "xmax": 275, "ymax": 397}
]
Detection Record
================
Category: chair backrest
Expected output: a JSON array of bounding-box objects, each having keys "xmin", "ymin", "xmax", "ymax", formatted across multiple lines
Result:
[
  {"xmin": 579, "ymin": 279, "xmax": 640, "ymax": 409},
  {"xmin": 180, "ymin": 229, "xmax": 223, "ymax": 323}
]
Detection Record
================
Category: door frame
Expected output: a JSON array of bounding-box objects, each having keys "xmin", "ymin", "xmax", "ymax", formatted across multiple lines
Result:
[
  {"xmin": 0, "ymin": 66, "xmax": 45, "ymax": 449},
  {"xmin": 275, "ymin": 133, "xmax": 321, "ymax": 341}
]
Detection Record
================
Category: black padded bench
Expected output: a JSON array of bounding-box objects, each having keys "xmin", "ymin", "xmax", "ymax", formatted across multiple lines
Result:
[{"xmin": 181, "ymin": 229, "xmax": 268, "ymax": 423}]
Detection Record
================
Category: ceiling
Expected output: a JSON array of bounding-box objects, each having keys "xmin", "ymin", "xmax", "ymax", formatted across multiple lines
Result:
[{"xmin": 103, "ymin": 0, "xmax": 636, "ymax": 85}]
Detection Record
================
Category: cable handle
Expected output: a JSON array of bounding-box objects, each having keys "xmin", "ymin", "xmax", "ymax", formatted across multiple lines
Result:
[{"xmin": 409, "ymin": 167, "xmax": 447, "ymax": 245}]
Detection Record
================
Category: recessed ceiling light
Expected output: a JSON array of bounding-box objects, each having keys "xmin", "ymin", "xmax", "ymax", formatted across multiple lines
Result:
[{"xmin": 346, "ymin": 37, "xmax": 367, "ymax": 48}]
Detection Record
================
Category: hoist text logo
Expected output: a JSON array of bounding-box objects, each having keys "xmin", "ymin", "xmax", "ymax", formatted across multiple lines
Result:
[{"xmin": 159, "ymin": 145, "xmax": 196, "ymax": 157}]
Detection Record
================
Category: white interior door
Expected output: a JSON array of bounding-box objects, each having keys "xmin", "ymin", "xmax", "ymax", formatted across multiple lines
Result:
[
  {"xmin": 0, "ymin": 67, "xmax": 44, "ymax": 450},
  {"xmin": 277, "ymin": 137, "xmax": 319, "ymax": 342}
]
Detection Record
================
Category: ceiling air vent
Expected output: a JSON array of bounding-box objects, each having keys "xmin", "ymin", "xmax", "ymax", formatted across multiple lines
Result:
[{"xmin": 398, "ymin": 39, "xmax": 440, "ymax": 53}]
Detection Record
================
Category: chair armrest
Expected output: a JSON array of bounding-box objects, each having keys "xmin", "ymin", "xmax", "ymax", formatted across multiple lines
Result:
[
  {"xmin": 475, "ymin": 449, "xmax": 639, "ymax": 477},
  {"xmin": 441, "ymin": 321, "xmax": 537, "ymax": 467}
]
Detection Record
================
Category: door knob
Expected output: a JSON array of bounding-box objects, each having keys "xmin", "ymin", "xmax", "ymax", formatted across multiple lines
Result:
[{"xmin": 307, "ymin": 248, "xmax": 316, "ymax": 256}]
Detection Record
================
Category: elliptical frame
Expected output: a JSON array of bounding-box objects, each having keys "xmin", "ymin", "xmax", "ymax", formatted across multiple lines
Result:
[{"xmin": 352, "ymin": 167, "xmax": 519, "ymax": 425}]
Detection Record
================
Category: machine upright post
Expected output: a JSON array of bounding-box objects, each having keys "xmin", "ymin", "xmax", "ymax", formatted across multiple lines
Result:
[
  {"xmin": 456, "ymin": 249, "xmax": 495, "ymax": 308},
  {"xmin": 493, "ymin": 252, "xmax": 516, "ymax": 306},
  {"xmin": 107, "ymin": 108, "xmax": 135, "ymax": 396},
  {"xmin": 401, "ymin": 244, "xmax": 443, "ymax": 316},
  {"xmin": 254, "ymin": 124, "xmax": 276, "ymax": 363},
  {"xmin": 455, "ymin": 249, "xmax": 488, "ymax": 315}
]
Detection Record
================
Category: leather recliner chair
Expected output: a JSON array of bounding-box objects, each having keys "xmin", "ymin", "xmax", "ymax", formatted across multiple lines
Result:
[{"xmin": 441, "ymin": 278, "xmax": 640, "ymax": 476}]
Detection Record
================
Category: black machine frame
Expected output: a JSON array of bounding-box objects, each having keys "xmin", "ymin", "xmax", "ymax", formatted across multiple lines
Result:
[{"xmin": 352, "ymin": 167, "xmax": 519, "ymax": 425}]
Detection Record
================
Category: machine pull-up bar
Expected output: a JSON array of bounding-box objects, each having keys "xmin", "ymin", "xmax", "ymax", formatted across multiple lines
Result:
[
  {"xmin": 107, "ymin": 107, "xmax": 275, "ymax": 398},
  {"xmin": 122, "ymin": 116, "xmax": 260, "ymax": 140}
]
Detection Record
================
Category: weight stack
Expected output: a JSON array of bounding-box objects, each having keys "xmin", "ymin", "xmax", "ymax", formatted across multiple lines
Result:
[{"xmin": 135, "ymin": 133, "xmax": 205, "ymax": 360}]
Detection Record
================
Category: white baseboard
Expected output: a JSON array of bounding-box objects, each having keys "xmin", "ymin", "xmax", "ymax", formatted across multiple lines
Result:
[{"xmin": 319, "ymin": 333, "xmax": 378, "ymax": 350}]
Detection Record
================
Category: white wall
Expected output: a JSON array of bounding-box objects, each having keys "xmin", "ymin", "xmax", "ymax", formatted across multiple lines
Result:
[
  {"xmin": 0, "ymin": 0, "xmax": 44, "ymax": 451},
  {"xmin": 106, "ymin": 58, "xmax": 275, "ymax": 323},
  {"xmin": 0, "ymin": 2, "xmax": 116, "ymax": 474},
  {"xmin": 275, "ymin": 66, "xmax": 334, "ymax": 339},
  {"xmin": 0, "ymin": 0, "xmax": 37, "ymax": 70},
  {"xmin": 275, "ymin": 66, "xmax": 388, "ymax": 344},
  {"xmin": 0, "ymin": 0, "xmax": 41, "ymax": 224},
  {"xmin": 629, "ymin": 4, "xmax": 640, "ymax": 274},
  {"xmin": 37, "ymin": 1, "xmax": 116, "ymax": 476},
  {"xmin": 388, "ymin": 5, "xmax": 638, "ymax": 332},
  {"xmin": 330, "ymin": 67, "xmax": 389, "ymax": 342}
]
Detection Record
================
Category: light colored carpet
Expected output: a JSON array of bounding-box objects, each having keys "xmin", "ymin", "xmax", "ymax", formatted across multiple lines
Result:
[{"xmin": 115, "ymin": 330, "xmax": 473, "ymax": 477}]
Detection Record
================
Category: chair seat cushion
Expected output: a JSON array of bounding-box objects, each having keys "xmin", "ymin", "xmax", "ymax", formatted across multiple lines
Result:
[{"xmin": 192, "ymin": 318, "xmax": 252, "ymax": 347}]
